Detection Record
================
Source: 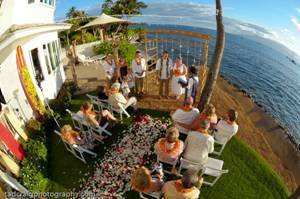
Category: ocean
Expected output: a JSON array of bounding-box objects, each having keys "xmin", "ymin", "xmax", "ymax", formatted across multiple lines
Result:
[{"xmin": 143, "ymin": 24, "xmax": 300, "ymax": 147}]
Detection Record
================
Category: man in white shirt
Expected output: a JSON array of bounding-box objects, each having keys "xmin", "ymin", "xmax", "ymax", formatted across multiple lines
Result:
[
  {"xmin": 214, "ymin": 109, "xmax": 239, "ymax": 143},
  {"xmin": 131, "ymin": 50, "xmax": 146, "ymax": 96},
  {"xmin": 108, "ymin": 82, "xmax": 137, "ymax": 110},
  {"xmin": 183, "ymin": 120, "xmax": 214, "ymax": 166},
  {"xmin": 156, "ymin": 51, "xmax": 173, "ymax": 99},
  {"xmin": 171, "ymin": 97, "xmax": 199, "ymax": 134}
]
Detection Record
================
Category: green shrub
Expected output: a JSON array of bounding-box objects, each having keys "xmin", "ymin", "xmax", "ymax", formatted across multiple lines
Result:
[
  {"xmin": 23, "ymin": 139, "xmax": 47, "ymax": 161},
  {"xmin": 118, "ymin": 39, "xmax": 137, "ymax": 67},
  {"xmin": 21, "ymin": 157, "xmax": 49, "ymax": 192},
  {"xmin": 94, "ymin": 41, "xmax": 113, "ymax": 55},
  {"xmin": 83, "ymin": 31, "xmax": 97, "ymax": 43}
]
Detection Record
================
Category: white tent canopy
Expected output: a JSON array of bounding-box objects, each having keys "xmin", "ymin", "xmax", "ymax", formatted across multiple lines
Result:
[{"xmin": 80, "ymin": 13, "xmax": 127, "ymax": 29}]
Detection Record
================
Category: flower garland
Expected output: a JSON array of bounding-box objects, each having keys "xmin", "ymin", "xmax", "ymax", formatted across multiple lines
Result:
[{"xmin": 79, "ymin": 115, "xmax": 171, "ymax": 198}]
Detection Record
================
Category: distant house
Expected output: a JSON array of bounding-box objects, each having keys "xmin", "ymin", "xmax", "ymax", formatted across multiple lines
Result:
[
  {"xmin": 0, "ymin": 0, "xmax": 71, "ymax": 194},
  {"xmin": 0, "ymin": 0, "xmax": 71, "ymax": 120}
]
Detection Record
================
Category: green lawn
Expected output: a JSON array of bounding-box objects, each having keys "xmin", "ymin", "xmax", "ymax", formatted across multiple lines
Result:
[{"xmin": 47, "ymin": 94, "xmax": 289, "ymax": 199}]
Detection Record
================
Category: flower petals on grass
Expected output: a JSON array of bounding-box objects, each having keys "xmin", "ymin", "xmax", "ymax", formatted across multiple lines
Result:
[{"xmin": 80, "ymin": 115, "xmax": 171, "ymax": 198}]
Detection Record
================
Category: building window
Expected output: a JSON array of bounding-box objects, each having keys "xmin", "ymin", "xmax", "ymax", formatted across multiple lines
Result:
[
  {"xmin": 40, "ymin": 0, "xmax": 54, "ymax": 6},
  {"xmin": 28, "ymin": 0, "xmax": 34, "ymax": 3},
  {"xmin": 43, "ymin": 45, "xmax": 52, "ymax": 74},
  {"xmin": 46, "ymin": 40, "xmax": 61, "ymax": 70},
  {"xmin": 30, "ymin": 48, "xmax": 44, "ymax": 87}
]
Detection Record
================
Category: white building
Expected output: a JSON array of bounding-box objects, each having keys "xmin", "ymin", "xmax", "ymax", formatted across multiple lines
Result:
[{"xmin": 0, "ymin": 0, "xmax": 71, "ymax": 120}]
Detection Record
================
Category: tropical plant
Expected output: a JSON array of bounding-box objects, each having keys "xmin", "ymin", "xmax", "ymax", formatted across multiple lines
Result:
[
  {"xmin": 118, "ymin": 39, "xmax": 137, "ymax": 66},
  {"xmin": 198, "ymin": 0, "xmax": 225, "ymax": 111},
  {"xmin": 94, "ymin": 41, "xmax": 113, "ymax": 55},
  {"xmin": 102, "ymin": 0, "xmax": 147, "ymax": 16}
]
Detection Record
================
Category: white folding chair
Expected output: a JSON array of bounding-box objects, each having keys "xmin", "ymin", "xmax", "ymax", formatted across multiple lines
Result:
[
  {"xmin": 177, "ymin": 157, "xmax": 203, "ymax": 175},
  {"xmin": 212, "ymin": 138, "xmax": 228, "ymax": 156},
  {"xmin": 86, "ymin": 94, "xmax": 112, "ymax": 113},
  {"xmin": 156, "ymin": 156, "xmax": 177, "ymax": 175},
  {"xmin": 212, "ymin": 130, "xmax": 236, "ymax": 156},
  {"xmin": 54, "ymin": 130, "xmax": 97, "ymax": 164},
  {"xmin": 112, "ymin": 102, "xmax": 131, "ymax": 121},
  {"xmin": 139, "ymin": 192, "xmax": 162, "ymax": 199},
  {"xmin": 66, "ymin": 109, "xmax": 112, "ymax": 137},
  {"xmin": 201, "ymin": 157, "xmax": 229, "ymax": 186},
  {"xmin": 78, "ymin": 54, "xmax": 95, "ymax": 66},
  {"xmin": 174, "ymin": 123, "xmax": 189, "ymax": 135}
]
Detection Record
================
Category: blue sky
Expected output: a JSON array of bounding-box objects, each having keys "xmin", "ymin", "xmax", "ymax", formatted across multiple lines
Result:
[{"xmin": 55, "ymin": 0, "xmax": 300, "ymax": 55}]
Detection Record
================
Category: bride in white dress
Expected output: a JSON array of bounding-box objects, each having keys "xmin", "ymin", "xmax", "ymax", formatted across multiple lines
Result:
[{"xmin": 171, "ymin": 56, "xmax": 187, "ymax": 100}]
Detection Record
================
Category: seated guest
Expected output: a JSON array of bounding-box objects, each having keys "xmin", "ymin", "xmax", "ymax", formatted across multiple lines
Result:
[
  {"xmin": 61, "ymin": 125, "xmax": 85, "ymax": 145},
  {"xmin": 171, "ymin": 97, "xmax": 199, "ymax": 133},
  {"xmin": 214, "ymin": 109, "xmax": 239, "ymax": 142},
  {"xmin": 97, "ymin": 85, "xmax": 109, "ymax": 100},
  {"xmin": 154, "ymin": 127, "xmax": 184, "ymax": 163},
  {"xmin": 131, "ymin": 166, "xmax": 163, "ymax": 193},
  {"xmin": 108, "ymin": 82, "xmax": 137, "ymax": 110},
  {"xmin": 178, "ymin": 103, "xmax": 217, "ymax": 131},
  {"xmin": 121, "ymin": 75, "xmax": 130, "ymax": 98},
  {"xmin": 61, "ymin": 124, "xmax": 106, "ymax": 146},
  {"xmin": 162, "ymin": 169, "xmax": 203, "ymax": 199},
  {"xmin": 81, "ymin": 101, "xmax": 117, "ymax": 127},
  {"xmin": 182, "ymin": 120, "xmax": 214, "ymax": 166}
]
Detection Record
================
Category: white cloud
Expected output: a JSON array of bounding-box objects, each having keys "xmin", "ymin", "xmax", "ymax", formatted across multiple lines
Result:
[
  {"xmin": 296, "ymin": 8, "xmax": 300, "ymax": 14},
  {"xmin": 291, "ymin": 16, "xmax": 300, "ymax": 30}
]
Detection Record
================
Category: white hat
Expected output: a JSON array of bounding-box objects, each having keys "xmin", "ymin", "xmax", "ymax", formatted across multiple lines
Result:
[{"xmin": 111, "ymin": 82, "xmax": 121, "ymax": 90}]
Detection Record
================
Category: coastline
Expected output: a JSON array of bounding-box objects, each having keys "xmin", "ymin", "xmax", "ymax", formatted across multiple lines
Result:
[{"xmin": 213, "ymin": 76, "xmax": 300, "ymax": 191}]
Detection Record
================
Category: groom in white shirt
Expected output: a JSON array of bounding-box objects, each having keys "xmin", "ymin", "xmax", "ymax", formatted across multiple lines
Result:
[{"xmin": 156, "ymin": 51, "xmax": 173, "ymax": 99}]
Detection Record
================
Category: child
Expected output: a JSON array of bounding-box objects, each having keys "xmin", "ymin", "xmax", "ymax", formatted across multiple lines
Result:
[
  {"xmin": 121, "ymin": 75, "xmax": 130, "ymax": 98},
  {"xmin": 127, "ymin": 69, "xmax": 135, "ymax": 96},
  {"xmin": 178, "ymin": 66, "xmax": 199, "ymax": 103}
]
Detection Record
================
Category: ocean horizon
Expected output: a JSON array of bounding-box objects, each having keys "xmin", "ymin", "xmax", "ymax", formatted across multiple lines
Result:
[{"xmin": 142, "ymin": 24, "xmax": 300, "ymax": 147}]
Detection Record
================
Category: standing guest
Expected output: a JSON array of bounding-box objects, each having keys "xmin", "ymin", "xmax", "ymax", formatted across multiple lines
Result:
[
  {"xmin": 154, "ymin": 127, "xmax": 184, "ymax": 164},
  {"xmin": 132, "ymin": 50, "xmax": 146, "ymax": 97},
  {"xmin": 162, "ymin": 170, "xmax": 203, "ymax": 199},
  {"xmin": 156, "ymin": 51, "xmax": 173, "ymax": 99},
  {"xmin": 171, "ymin": 56, "xmax": 187, "ymax": 100},
  {"xmin": 127, "ymin": 68, "xmax": 135, "ymax": 95},
  {"xmin": 182, "ymin": 120, "xmax": 214, "ymax": 166},
  {"xmin": 178, "ymin": 66, "xmax": 199, "ymax": 102},
  {"xmin": 178, "ymin": 103, "xmax": 217, "ymax": 131},
  {"xmin": 171, "ymin": 97, "xmax": 199, "ymax": 133},
  {"xmin": 119, "ymin": 57, "xmax": 128, "ymax": 80},
  {"xmin": 102, "ymin": 53, "xmax": 116, "ymax": 86},
  {"xmin": 215, "ymin": 109, "xmax": 239, "ymax": 142},
  {"xmin": 81, "ymin": 101, "xmax": 117, "ymax": 127},
  {"xmin": 108, "ymin": 82, "xmax": 138, "ymax": 110},
  {"xmin": 131, "ymin": 166, "xmax": 163, "ymax": 193}
]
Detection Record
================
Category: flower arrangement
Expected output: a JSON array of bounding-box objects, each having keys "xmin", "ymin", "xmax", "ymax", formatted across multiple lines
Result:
[{"xmin": 79, "ymin": 115, "xmax": 171, "ymax": 198}]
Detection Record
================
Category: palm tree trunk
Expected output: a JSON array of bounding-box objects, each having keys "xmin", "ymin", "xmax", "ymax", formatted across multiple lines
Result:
[
  {"xmin": 289, "ymin": 186, "xmax": 300, "ymax": 199},
  {"xmin": 197, "ymin": 0, "xmax": 225, "ymax": 111}
]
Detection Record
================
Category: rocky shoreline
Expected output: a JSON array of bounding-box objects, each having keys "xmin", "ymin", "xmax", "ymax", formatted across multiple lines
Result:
[{"xmin": 212, "ymin": 76, "xmax": 300, "ymax": 192}]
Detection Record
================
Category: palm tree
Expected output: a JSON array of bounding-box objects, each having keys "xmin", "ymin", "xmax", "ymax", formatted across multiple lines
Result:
[
  {"xmin": 197, "ymin": 0, "xmax": 225, "ymax": 111},
  {"xmin": 102, "ymin": 0, "xmax": 147, "ymax": 16},
  {"xmin": 66, "ymin": 6, "xmax": 88, "ymax": 19}
]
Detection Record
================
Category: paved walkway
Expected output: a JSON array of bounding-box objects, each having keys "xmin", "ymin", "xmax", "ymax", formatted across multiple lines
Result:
[{"xmin": 63, "ymin": 62, "xmax": 199, "ymax": 112}]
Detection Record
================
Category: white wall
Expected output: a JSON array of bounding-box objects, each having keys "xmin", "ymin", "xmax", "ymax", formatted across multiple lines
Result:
[
  {"xmin": 0, "ymin": 0, "xmax": 55, "ymax": 35},
  {"xmin": 0, "ymin": 50, "xmax": 34, "ymax": 120},
  {"xmin": 0, "ymin": 31, "xmax": 65, "ymax": 120},
  {"xmin": 22, "ymin": 31, "xmax": 65, "ymax": 100}
]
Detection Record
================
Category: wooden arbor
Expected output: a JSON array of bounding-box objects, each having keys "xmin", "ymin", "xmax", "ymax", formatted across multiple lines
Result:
[{"xmin": 142, "ymin": 29, "xmax": 210, "ymax": 103}]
